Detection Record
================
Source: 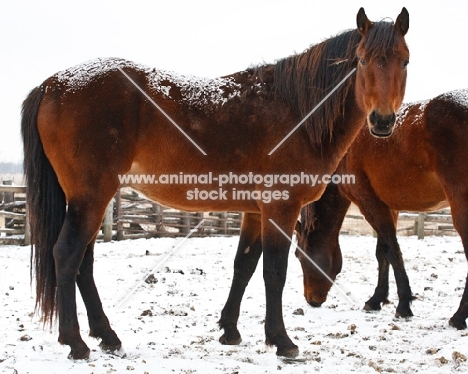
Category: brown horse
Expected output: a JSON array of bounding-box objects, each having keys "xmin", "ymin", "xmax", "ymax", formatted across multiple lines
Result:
[
  {"xmin": 21, "ymin": 8, "xmax": 409, "ymax": 359},
  {"xmin": 296, "ymin": 89, "xmax": 468, "ymax": 330}
]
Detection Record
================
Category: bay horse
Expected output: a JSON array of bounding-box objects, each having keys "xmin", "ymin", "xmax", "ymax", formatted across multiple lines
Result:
[
  {"xmin": 21, "ymin": 8, "xmax": 409, "ymax": 359},
  {"xmin": 296, "ymin": 89, "xmax": 468, "ymax": 330}
]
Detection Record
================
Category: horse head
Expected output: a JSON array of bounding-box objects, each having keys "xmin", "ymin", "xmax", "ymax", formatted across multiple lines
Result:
[{"xmin": 355, "ymin": 7, "xmax": 410, "ymax": 137}]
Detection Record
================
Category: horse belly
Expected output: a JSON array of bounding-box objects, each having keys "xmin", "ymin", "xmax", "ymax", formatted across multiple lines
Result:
[{"xmin": 376, "ymin": 172, "xmax": 448, "ymax": 212}]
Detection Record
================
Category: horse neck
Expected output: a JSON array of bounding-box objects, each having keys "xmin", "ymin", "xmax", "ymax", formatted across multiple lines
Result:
[
  {"xmin": 269, "ymin": 29, "xmax": 364, "ymax": 161},
  {"xmin": 302, "ymin": 180, "xmax": 351, "ymax": 249},
  {"xmin": 313, "ymin": 87, "xmax": 367, "ymax": 167}
]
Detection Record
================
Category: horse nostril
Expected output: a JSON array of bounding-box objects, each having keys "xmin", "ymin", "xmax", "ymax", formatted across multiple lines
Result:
[{"xmin": 370, "ymin": 111, "xmax": 395, "ymax": 126}]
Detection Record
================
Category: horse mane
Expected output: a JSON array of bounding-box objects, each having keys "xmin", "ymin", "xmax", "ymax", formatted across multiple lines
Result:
[
  {"xmin": 300, "ymin": 203, "xmax": 318, "ymax": 235},
  {"xmin": 254, "ymin": 20, "xmax": 404, "ymax": 144}
]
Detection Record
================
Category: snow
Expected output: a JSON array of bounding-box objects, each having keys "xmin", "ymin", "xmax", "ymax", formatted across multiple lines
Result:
[
  {"xmin": 395, "ymin": 99, "xmax": 430, "ymax": 127},
  {"xmin": 54, "ymin": 58, "xmax": 133, "ymax": 92},
  {"xmin": 396, "ymin": 88, "xmax": 468, "ymax": 128},
  {"xmin": 1, "ymin": 234, "xmax": 468, "ymax": 373},
  {"xmin": 440, "ymin": 89, "xmax": 468, "ymax": 107},
  {"xmin": 147, "ymin": 70, "xmax": 241, "ymax": 107},
  {"xmin": 54, "ymin": 57, "xmax": 241, "ymax": 107}
]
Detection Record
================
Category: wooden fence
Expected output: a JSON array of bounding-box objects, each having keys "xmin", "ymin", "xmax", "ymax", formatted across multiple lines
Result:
[
  {"xmin": 103, "ymin": 188, "xmax": 243, "ymax": 241},
  {"xmin": 341, "ymin": 205, "xmax": 455, "ymax": 238},
  {"xmin": 0, "ymin": 183, "xmax": 457, "ymax": 245},
  {"xmin": 0, "ymin": 183, "xmax": 29, "ymax": 245},
  {"xmin": 0, "ymin": 184, "xmax": 243, "ymax": 245}
]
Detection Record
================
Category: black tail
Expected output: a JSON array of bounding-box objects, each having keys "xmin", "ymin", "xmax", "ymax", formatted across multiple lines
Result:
[{"xmin": 21, "ymin": 86, "xmax": 66, "ymax": 324}]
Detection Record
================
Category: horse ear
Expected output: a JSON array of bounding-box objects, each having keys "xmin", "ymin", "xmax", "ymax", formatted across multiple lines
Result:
[
  {"xmin": 395, "ymin": 7, "xmax": 409, "ymax": 36},
  {"xmin": 356, "ymin": 8, "xmax": 373, "ymax": 35}
]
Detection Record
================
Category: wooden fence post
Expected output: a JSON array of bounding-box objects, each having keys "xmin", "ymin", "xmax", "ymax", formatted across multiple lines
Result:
[
  {"xmin": 24, "ymin": 205, "xmax": 31, "ymax": 246},
  {"xmin": 116, "ymin": 189, "xmax": 125, "ymax": 241},
  {"xmin": 2, "ymin": 181, "xmax": 13, "ymax": 231},
  {"xmin": 219, "ymin": 212, "xmax": 227, "ymax": 234},
  {"xmin": 2, "ymin": 180, "xmax": 13, "ymax": 203},
  {"xmin": 182, "ymin": 212, "xmax": 190, "ymax": 234},
  {"xmin": 417, "ymin": 213, "xmax": 425, "ymax": 240},
  {"xmin": 102, "ymin": 198, "xmax": 114, "ymax": 242}
]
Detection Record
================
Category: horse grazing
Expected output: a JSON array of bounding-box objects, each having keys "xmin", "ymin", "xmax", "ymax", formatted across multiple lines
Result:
[
  {"xmin": 296, "ymin": 89, "xmax": 468, "ymax": 329},
  {"xmin": 21, "ymin": 8, "xmax": 409, "ymax": 359}
]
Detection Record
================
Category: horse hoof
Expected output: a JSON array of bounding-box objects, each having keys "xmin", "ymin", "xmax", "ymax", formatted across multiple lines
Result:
[
  {"xmin": 99, "ymin": 341, "xmax": 125, "ymax": 357},
  {"xmin": 395, "ymin": 312, "xmax": 412, "ymax": 319},
  {"xmin": 67, "ymin": 347, "xmax": 91, "ymax": 360},
  {"xmin": 363, "ymin": 302, "xmax": 381, "ymax": 312},
  {"xmin": 219, "ymin": 333, "xmax": 242, "ymax": 346},
  {"xmin": 99, "ymin": 341, "xmax": 122, "ymax": 351},
  {"xmin": 449, "ymin": 318, "xmax": 467, "ymax": 330},
  {"xmin": 276, "ymin": 344, "xmax": 300, "ymax": 358},
  {"xmin": 395, "ymin": 308, "xmax": 413, "ymax": 318}
]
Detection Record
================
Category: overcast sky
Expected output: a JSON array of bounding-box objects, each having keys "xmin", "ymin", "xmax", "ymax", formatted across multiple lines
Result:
[{"xmin": 1, "ymin": 0, "xmax": 467, "ymax": 163}]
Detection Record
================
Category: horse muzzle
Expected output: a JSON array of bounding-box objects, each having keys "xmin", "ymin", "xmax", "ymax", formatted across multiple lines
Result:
[
  {"xmin": 369, "ymin": 110, "xmax": 396, "ymax": 138},
  {"xmin": 308, "ymin": 300, "xmax": 323, "ymax": 308},
  {"xmin": 305, "ymin": 290, "xmax": 327, "ymax": 307}
]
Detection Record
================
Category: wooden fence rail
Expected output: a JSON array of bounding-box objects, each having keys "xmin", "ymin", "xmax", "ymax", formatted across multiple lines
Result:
[{"xmin": 0, "ymin": 183, "xmax": 457, "ymax": 245}]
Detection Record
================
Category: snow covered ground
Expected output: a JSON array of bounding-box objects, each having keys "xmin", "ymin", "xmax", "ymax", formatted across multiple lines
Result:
[{"xmin": 1, "ymin": 234, "xmax": 468, "ymax": 373}]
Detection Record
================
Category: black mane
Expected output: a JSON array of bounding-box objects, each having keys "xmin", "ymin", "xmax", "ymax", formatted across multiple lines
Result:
[{"xmin": 254, "ymin": 20, "xmax": 405, "ymax": 143}]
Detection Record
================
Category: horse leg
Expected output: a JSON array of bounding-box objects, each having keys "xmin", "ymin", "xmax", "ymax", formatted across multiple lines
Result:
[
  {"xmin": 363, "ymin": 236, "xmax": 391, "ymax": 311},
  {"xmin": 450, "ymin": 281, "xmax": 468, "ymax": 330},
  {"xmin": 442, "ymin": 191, "xmax": 468, "ymax": 329},
  {"xmin": 262, "ymin": 207, "xmax": 300, "ymax": 357},
  {"xmin": 219, "ymin": 213, "xmax": 262, "ymax": 345},
  {"xmin": 54, "ymin": 197, "xmax": 117, "ymax": 360},
  {"xmin": 76, "ymin": 236, "xmax": 122, "ymax": 352},
  {"xmin": 356, "ymin": 199, "xmax": 414, "ymax": 317},
  {"xmin": 426, "ymin": 98, "xmax": 468, "ymax": 329}
]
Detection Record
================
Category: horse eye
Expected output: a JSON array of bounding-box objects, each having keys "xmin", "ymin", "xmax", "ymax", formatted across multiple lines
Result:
[
  {"xmin": 403, "ymin": 60, "xmax": 409, "ymax": 68},
  {"xmin": 360, "ymin": 58, "xmax": 367, "ymax": 66}
]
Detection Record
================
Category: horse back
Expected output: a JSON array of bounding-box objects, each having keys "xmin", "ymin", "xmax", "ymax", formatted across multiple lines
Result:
[{"xmin": 424, "ymin": 90, "xmax": 468, "ymax": 170}]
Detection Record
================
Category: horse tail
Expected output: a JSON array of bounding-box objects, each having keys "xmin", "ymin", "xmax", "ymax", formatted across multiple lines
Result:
[{"xmin": 21, "ymin": 85, "xmax": 66, "ymax": 324}]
